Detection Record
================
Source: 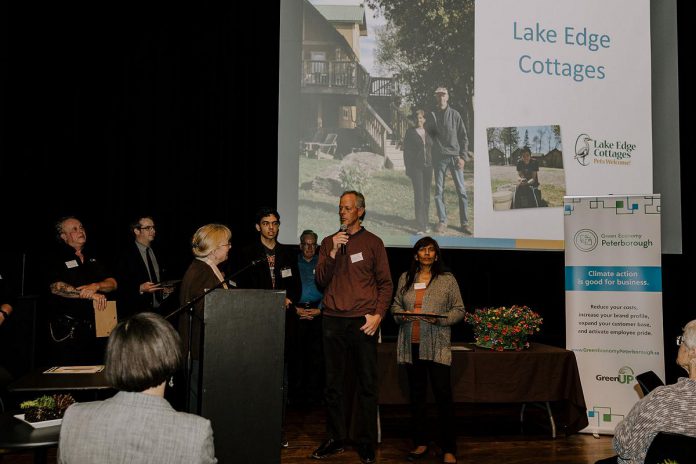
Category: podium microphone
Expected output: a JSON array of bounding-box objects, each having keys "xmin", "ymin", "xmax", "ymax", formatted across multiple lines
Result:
[{"xmin": 340, "ymin": 223, "xmax": 347, "ymax": 255}]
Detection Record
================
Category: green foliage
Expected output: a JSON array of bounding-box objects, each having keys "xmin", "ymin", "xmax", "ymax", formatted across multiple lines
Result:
[
  {"xmin": 20, "ymin": 395, "xmax": 55, "ymax": 410},
  {"xmin": 367, "ymin": 0, "xmax": 474, "ymax": 115},
  {"xmin": 339, "ymin": 164, "xmax": 371, "ymax": 193}
]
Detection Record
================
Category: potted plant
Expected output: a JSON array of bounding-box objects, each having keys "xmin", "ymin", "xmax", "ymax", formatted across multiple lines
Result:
[{"xmin": 465, "ymin": 305, "xmax": 543, "ymax": 351}]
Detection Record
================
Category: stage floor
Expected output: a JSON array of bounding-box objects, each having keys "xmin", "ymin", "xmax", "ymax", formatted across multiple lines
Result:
[{"xmin": 0, "ymin": 403, "xmax": 615, "ymax": 464}]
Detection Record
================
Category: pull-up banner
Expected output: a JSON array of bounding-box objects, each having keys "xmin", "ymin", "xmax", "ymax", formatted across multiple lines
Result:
[{"xmin": 564, "ymin": 195, "xmax": 663, "ymax": 434}]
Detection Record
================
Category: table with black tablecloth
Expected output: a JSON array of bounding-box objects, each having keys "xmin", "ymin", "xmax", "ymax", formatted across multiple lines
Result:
[{"xmin": 377, "ymin": 342, "xmax": 588, "ymax": 435}]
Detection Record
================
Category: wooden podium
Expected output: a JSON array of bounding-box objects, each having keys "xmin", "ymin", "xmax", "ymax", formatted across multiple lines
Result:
[{"xmin": 200, "ymin": 289, "xmax": 286, "ymax": 464}]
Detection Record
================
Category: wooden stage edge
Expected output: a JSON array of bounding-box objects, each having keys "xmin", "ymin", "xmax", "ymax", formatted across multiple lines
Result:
[{"xmin": 0, "ymin": 404, "xmax": 615, "ymax": 464}]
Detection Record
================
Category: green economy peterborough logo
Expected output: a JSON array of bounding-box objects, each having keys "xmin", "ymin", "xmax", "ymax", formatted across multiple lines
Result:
[
  {"xmin": 573, "ymin": 229, "xmax": 598, "ymax": 252},
  {"xmin": 574, "ymin": 133, "xmax": 636, "ymax": 167},
  {"xmin": 596, "ymin": 366, "xmax": 635, "ymax": 384}
]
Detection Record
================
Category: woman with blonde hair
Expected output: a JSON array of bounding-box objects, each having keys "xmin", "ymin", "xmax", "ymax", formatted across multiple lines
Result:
[{"xmin": 178, "ymin": 224, "xmax": 232, "ymax": 410}]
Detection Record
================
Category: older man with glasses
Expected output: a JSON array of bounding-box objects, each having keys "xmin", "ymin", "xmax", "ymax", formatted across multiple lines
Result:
[
  {"xmin": 290, "ymin": 229, "xmax": 324, "ymax": 407},
  {"xmin": 596, "ymin": 319, "xmax": 696, "ymax": 464}
]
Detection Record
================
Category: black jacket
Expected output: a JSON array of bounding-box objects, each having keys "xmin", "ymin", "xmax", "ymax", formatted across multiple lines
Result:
[
  {"xmin": 233, "ymin": 241, "xmax": 301, "ymax": 305},
  {"xmin": 116, "ymin": 242, "xmax": 167, "ymax": 318}
]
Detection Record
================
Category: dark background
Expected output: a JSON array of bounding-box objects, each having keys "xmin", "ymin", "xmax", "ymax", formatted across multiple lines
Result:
[{"xmin": 0, "ymin": 2, "xmax": 692, "ymax": 382}]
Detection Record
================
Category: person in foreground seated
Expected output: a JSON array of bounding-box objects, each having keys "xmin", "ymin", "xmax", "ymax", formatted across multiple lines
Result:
[
  {"xmin": 58, "ymin": 312, "xmax": 217, "ymax": 464},
  {"xmin": 391, "ymin": 236, "xmax": 464, "ymax": 464},
  {"xmin": 606, "ymin": 319, "xmax": 696, "ymax": 464}
]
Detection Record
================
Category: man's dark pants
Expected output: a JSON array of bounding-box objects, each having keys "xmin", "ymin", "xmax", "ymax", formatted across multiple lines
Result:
[{"xmin": 322, "ymin": 315, "xmax": 378, "ymax": 446}]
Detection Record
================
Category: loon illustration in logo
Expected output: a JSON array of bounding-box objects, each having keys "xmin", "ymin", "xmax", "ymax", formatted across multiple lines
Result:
[{"xmin": 574, "ymin": 134, "xmax": 592, "ymax": 166}]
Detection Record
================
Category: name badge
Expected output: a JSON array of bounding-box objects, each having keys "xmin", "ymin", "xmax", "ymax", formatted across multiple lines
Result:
[
  {"xmin": 414, "ymin": 282, "xmax": 426, "ymax": 290},
  {"xmin": 350, "ymin": 252, "xmax": 364, "ymax": 263},
  {"xmin": 281, "ymin": 268, "xmax": 292, "ymax": 278},
  {"xmin": 65, "ymin": 260, "xmax": 79, "ymax": 269}
]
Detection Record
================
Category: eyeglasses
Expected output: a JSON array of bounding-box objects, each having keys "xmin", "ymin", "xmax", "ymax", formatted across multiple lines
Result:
[
  {"xmin": 139, "ymin": 226, "xmax": 155, "ymax": 231},
  {"xmin": 677, "ymin": 335, "xmax": 684, "ymax": 346}
]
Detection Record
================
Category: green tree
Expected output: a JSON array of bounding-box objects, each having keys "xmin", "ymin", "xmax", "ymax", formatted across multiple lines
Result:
[
  {"xmin": 500, "ymin": 126, "xmax": 519, "ymax": 165},
  {"xmin": 368, "ymin": 0, "xmax": 475, "ymax": 146}
]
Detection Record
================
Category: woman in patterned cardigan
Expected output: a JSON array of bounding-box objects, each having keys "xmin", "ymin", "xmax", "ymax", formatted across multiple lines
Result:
[{"xmin": 391, "ymin": 236, "xmax": 465, "ymax": 464}]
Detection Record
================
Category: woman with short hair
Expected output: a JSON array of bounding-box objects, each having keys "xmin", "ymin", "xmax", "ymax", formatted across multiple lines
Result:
[
  {"xmin": 179, "ymin": 223, "xmax": 232, "ymax": 351},
  {"xmin": 178, "ymin": 224, "xmax": 232, "ymax": 409},
  {"xmin": 58, "ymin": 312, "xmax": 217, "ymax": 464}
]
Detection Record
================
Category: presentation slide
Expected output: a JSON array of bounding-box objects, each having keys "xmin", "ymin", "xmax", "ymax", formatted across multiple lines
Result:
[{"xmin": 278, "ymin": 0, "xmax": 659, "ymax": 250}]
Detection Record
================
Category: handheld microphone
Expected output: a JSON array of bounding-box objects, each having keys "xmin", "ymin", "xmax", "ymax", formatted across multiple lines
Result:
[{"xmin": 339, "ymin": 223, "xmax": 348, "ymax": 255}]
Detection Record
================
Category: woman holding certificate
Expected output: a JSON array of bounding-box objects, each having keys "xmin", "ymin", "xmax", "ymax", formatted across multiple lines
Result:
[{"xmin": 391, "ymin": 236, "xmax": 465, "ymax": 464}]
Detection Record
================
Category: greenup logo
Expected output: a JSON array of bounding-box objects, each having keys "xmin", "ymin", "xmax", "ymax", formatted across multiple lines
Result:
[
  {"xmin": 617, "ymin": 366, "xmax": 635, "ymax": 384},
  {"xmin": 574, "ymin": 229, "xmax": 598, "ymax": 252},
  {"xmin": 595, "ymin": 366, "xmax": 635, "ymax": 384}
]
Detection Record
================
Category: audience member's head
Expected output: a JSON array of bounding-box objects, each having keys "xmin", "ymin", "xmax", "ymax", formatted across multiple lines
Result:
[
  {"xmin": 678, "ymin": 319, "xmax": 696, "ymax": 374},
  {"xmin": 105, "ymin": 312, "xmax": 182, "ymax": 392}
]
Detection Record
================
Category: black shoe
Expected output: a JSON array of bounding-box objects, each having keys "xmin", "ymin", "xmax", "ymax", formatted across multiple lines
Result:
[
  {"xmin": 310, "ymin": 439, "xmax": 345, "ymax": 459},
  {"xmin": 357, "ymin": 443, "xmax": 376, "ymax": 463},
  {"xmin": 407, "ymin": 445, "xmax": 429, "ymax": 461}
]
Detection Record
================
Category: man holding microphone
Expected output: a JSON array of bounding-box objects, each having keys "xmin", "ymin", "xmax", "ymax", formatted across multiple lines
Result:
[{"xmin": 311, "ymin": 191, "xmax": 392, "ymax": 464}]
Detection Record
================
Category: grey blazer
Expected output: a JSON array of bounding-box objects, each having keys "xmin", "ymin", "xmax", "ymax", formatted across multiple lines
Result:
[{"xmin": 58, "ymin": 391, "xmax": 217, "ymax": 464}]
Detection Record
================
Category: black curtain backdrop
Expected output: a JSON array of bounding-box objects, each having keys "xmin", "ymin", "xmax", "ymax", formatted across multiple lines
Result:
[{"xmin": 0, "ymin": 2, "xmax": 692, "ymax": 382}]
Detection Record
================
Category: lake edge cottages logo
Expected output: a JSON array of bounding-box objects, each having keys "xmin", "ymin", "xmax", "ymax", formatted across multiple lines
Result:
[
  {"xmin": 574, "ymin": 133, "xmax": 637, "ymax": 167},
  {"xmin": 574, "ymin": 229, "xmax": 598, "ymax": 252},
  {"xmin": 596, "ymin": 366, "xmax": 635, "ymax": 384}
]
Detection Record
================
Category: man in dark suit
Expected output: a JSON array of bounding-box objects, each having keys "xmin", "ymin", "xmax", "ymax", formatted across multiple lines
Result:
[{"xmin": 116, "ymin": 216, "xmax": 171, "ymax": 319}]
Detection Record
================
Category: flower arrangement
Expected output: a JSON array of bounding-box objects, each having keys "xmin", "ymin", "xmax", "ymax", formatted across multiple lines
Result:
[
  {"xmin": 20, "ymin": 394, "xmax": 75, "ymax": 422},
  {"xmin": 465, "ymin": 305, "xmax": 543, "ymax": 351}
]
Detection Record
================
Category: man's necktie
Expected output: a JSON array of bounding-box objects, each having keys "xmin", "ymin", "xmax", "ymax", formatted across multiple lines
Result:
[{"xmin": 146, "ymin": 247, "xmax": 161, "ymax": 306}]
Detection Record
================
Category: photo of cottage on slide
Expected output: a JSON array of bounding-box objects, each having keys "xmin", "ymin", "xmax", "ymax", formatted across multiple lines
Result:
[{"xmin": 296, "ymin": 0, "xmax": 475, "ymax": 245}]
